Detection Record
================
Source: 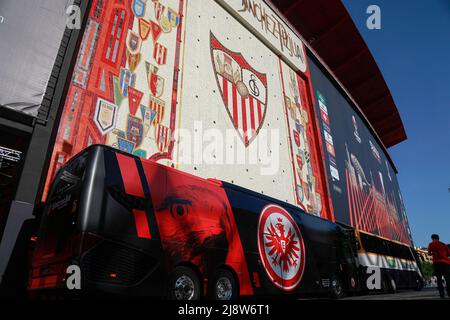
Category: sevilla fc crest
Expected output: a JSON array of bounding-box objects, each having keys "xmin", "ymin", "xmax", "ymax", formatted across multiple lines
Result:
[
  {"xmin": 257, "ymin": 205, "xmax": 306, "ymax": 291},
  {"xmin": 211, "ymin": 32, "xmax": 268, "ymax": 146}
]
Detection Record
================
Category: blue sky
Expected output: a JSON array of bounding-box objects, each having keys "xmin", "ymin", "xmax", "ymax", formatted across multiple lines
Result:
[{"xmin": 342, "ymin": 0, "xmax": 450, "ymax": 247}]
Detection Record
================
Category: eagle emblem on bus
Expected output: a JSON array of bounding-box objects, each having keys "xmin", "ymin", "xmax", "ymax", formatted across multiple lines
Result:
[
  {"xmin": 210, "ymin": 32, "xmax": 268, "ymax": 146},
  {"xmin": 257, "ymin": 205, "xmax": 306, "ymax": 291}
]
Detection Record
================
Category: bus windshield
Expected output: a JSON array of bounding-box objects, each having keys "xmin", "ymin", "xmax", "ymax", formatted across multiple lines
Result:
[{"xmin": 34, "ymin": 152, "xmax": 88, "ymax": 262}]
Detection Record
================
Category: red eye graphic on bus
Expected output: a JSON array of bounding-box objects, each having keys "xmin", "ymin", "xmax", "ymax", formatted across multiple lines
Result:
[
  {"xmin": 154, "ymin": 184, "xmax": 232, "ymax": 267},
  {"xmin": 257, "ymin": 204, "xmax": 306, "ymax": 291}
]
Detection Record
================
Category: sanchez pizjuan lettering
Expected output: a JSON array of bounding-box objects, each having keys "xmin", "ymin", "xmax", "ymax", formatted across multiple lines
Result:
[
  {"xmin": 218, "ymin": 0, "xmax": 307, "ymax": 72},
  {"xmin": 238, "ymin": 0, "xmax": 304, "ymax": 62}
]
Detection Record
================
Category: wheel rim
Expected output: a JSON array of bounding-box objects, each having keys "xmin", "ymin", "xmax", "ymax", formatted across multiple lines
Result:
[
  {"xmin": 216, "ymin": 277, "xmax": 233, "ymax": 300},
  {"xmin": 174, "ymin": 275, "xmax": 195, "ymax": 300}
]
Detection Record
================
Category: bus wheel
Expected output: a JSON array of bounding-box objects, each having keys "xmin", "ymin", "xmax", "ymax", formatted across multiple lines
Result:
[
  {"xmin": 330, "ymin": 276, "xmax": 346, "ymax": 299},
  {"xmin": 212, "ymin": 269, "xmax": 238, "ymax": 300},
  {"xmin": 168, "ymin": 266, "xmax": 201, "ymax": 300}
]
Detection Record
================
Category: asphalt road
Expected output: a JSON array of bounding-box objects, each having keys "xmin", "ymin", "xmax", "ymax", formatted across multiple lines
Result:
[{"xmin": 342, "ymin": 287, "xmax": 448, "ymax": 300}]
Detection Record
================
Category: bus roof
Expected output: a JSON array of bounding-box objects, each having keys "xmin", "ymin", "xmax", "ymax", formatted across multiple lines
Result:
[{"xmin": 78, "ymin": 145, "xmax": 336, "ymax": 227}]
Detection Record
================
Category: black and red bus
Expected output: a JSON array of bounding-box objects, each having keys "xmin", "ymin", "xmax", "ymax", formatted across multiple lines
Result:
[{"xmin": 28, "ymin": 145, "xmax": 422, "ymax": 299}]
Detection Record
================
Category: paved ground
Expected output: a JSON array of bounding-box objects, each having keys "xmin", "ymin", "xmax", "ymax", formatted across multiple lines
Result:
[{"xmin": 342, "ymin": 287, "xmax": 448, "ymax": 300}]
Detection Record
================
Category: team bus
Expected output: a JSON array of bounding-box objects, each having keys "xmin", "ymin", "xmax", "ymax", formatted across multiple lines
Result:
[{"xmin": 28, "ymin": 145, "xmax": 423, "ymax": 299}]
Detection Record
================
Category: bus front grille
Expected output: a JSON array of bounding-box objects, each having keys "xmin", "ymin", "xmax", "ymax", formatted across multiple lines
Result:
[{"xmin": 82, "ymin": 241, "xmax": 156, "ymax": 286}]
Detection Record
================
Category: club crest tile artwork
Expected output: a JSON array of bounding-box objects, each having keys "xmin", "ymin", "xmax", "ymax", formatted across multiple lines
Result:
[
  {"xmin": 45, "ymin": 0, "xmax": 326, "ymax": 220},
  {"xmin": 47, "ymin": 0, "xmax": 183, "ymax": 189}
]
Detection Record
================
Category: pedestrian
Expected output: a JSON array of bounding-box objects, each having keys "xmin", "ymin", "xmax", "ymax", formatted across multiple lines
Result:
[{"xmin": 428, "ymin": 234, "xmax": 450, "ymax": 299}]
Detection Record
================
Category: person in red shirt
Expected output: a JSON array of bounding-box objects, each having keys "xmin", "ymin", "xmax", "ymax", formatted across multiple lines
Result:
[{"xmin": 428, "ymin": 234, "xmax": 450, "ymax": 299}]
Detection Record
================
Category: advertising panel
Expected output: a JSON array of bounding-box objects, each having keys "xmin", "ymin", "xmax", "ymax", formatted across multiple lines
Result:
[
  {"xmin": 0, "ymin": 0, "xmax": 67, "ymax": 117},
  {"xmin": 308, "ymin": 57, "xmax": 412, "ymax": 245},
  {"xmin": 278, "ymin": 60, "xmax": 326, "ymax": 215}
]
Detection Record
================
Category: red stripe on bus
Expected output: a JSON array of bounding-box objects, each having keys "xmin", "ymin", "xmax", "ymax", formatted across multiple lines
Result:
[
  {"xmin": 116, "ymin": 153, "xmax": 152, "ymax": 239},
  {"xmin": 116, "ymin": 153, "xmax": 145, "ymax": 197},
  {"xmin": 30, "ymin": 278, "xmax": 40, "ymax": 289},
  {"xmin": 44, "ymin": 275, "xmax": 58, "ymax": 287},
  {"xmin": 133, "ymin": 209, "xmax": 151, "ymax": 239},
  {"xmin": 30, "ymin": 275, "xmax": 58, "ymax": 289}
]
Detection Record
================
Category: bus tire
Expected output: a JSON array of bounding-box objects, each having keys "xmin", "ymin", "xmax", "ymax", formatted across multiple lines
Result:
[
  {"xmin": 212, "ymin": 269, "xmax": 238, "ymax": 300},
  {"xmin": 330, "ymin": 275, "xmax": 346, "ymax": 299},
  {"xmin": 168, "ymin": 266, "xmax": 201, "ymax": 300}
]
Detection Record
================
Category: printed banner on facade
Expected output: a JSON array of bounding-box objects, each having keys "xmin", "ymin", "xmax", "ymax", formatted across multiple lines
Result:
[{"xmin": 309, "ymin": 58, "xmax": 412, "ymax": 245}]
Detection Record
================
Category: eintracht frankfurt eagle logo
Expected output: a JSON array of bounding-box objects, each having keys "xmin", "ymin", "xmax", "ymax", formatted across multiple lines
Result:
[
  {"xmin": 210, "ymin": 32, "xmax": 267, "ymax": 146},
  {"xmin": 257, "ymin": 205, "xmax": 306, "ymax": 291}
]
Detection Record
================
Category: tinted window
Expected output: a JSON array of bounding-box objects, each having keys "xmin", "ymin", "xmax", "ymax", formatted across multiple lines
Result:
[
  {"xmin": 360, "ymin": 232, "xmax": 413, "ymax": 260},
  {"xmin": 360, "ymin": 233, "xmax": 389, "ymax": 256},
  {"xmin": 35, "ymin": 153, "xmax": 88, "ymax": 258}
]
